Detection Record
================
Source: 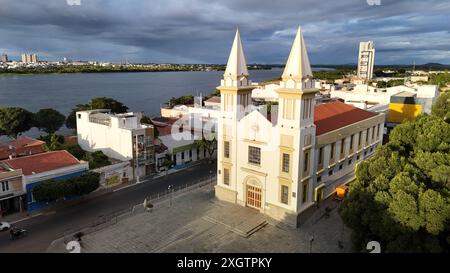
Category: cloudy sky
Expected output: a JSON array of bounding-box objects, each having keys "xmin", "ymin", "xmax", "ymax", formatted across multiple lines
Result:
[{"xmin": 1, "ymin": 0, "xmax": 449, "ymax": 65}]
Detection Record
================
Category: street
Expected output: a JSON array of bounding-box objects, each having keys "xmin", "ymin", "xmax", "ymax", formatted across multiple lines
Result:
[{"xmin": 0, "ymin": 162, "xmax": 217, "ymax": 253}]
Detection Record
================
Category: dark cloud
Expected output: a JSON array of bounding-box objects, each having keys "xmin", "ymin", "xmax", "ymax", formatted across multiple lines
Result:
[{"xmin": 0, "ymin": 0, "xmax": 449, "ymax": 64}]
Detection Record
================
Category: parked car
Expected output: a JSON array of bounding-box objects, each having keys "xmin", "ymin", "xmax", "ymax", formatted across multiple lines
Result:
[{"xmin": 0, "ymin": 222, "xmax": 11, "ymax": 231}]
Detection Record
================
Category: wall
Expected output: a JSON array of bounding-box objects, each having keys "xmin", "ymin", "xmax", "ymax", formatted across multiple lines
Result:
[
  {"xmin": 24, "ymin": 163, "xmax": 89, "ymax": 211},
  {"xmin": 77, "ymin": 111, "xmax": 134, "ymax": 161}
]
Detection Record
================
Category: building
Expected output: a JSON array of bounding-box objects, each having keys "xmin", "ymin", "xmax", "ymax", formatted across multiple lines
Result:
[
  {"xmin": 21, "ymin": 53, "xmax": 38, "ymax": 63},
  {"xmin": 330, "ymin": 83, "xmax": 439, "ymax": 115},
  {"xmin": 0, "ymin": 54, "xmax": 8, "ymax": 63},
  {"xmin": 0, "ymin": 151, "xmax": 89, "ymax": 211},
  {"xmin": 0, "ymin": 136, "xmax": 46, "ymax": 160},
  {"xmin": 76, "ymin": 109, "xmax": 155, "ymax": 178},
  {"xmin": 92, "ymin": 161, "xmax": 133, "ymax": 188},
  {"xmin": 0, "ymin": 167, "xmax": 25, "ymax": 216},
  {"xmin": 151, "ymin": 116, "xmax": 213, "ymax": 171},
  {"xmin": 357, "ymin": 41, "xmax": 375, "ymax": 81},
  {"xmin": 215, "ymin": 27, "xmax": 385, "ymax": 227}
]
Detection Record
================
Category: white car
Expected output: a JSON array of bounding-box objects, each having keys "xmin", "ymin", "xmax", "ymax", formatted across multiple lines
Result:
[{"xmin": 0, "ymin": 222, "xmax": 11, "ymax": 231}]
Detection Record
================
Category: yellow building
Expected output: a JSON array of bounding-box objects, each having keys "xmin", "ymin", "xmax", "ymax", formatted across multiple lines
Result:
[{"xmin": 387, "ymin": 91, "xmax": 422, "ymax": 123}]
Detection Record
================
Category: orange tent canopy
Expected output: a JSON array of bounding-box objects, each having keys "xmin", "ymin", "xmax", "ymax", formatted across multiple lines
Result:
[{"xmin": 336, "ymin": 185, "xmax": 349, "ymax": 198}]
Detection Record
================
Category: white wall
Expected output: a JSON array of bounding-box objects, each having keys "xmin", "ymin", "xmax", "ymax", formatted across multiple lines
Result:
[{"xmin": 77, "ymin": 112, "xmax": 134, "ymax": 161}]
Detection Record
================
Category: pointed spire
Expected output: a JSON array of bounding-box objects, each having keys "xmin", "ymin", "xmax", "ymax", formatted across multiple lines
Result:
[
  {"xmin": 282, "ymin": 26, "xmax": 313, "ymax": 81},
  {"xmin": 224, "ymin": 28, "xmax": 249, "ymax": 78}
]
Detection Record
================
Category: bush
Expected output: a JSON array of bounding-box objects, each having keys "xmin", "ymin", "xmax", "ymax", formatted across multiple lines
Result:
[
  {"xmin": 32, "ymin": 172, "xmax": 100, "ymax": 202},
  {"xmin": 88, "ymin": 151, "xmax": 111, "ymax": 169},
  {"xmin": 66, "ymin": 144, "xmax": 87, "ymax": 160}
]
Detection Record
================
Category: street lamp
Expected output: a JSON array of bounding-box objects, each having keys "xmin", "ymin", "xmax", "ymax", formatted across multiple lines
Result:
[
  {"xmin": 135, "ymin": 134, "xmax": 140, "ymax": 184},
  {"xmin": 209, "ymin": 170, "xmax": 213, "ymax": 196}
]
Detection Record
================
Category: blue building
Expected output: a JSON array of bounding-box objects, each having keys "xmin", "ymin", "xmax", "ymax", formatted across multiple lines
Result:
[{"xmin": 0, "ymin": 150, "xmax": 89, "ymax": 211}]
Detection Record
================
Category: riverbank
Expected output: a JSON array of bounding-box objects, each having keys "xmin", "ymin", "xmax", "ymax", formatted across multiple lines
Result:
[{"xmin": 0, "ymin": 64, "xmax": 273, "ymax": 76}]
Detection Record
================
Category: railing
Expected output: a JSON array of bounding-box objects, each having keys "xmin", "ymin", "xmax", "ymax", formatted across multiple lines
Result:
[{"xmin": 62, "ymin": 175, "xmax": 216, "ymax": 245}]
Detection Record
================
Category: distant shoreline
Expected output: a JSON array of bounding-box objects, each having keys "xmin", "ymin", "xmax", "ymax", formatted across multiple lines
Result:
[
  {"xmin": 0, "ymin": 66, "xmax": 274, "ymax": 77},
  {"xmin": 0, "ymin": 66, "xmax": 342, "ymax": 77}
]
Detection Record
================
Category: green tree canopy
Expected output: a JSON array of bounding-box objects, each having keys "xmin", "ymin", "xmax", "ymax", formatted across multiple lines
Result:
[
  {"xmin": 339, "ymin": 114, "xmax": 450, "ymax": 252},
  {"xmin": 32, "ymin": 172, "xmax": 100, "ymax": 202},
  {"xmin": 431, "ymin": 91, "xmax": 450, "ymax": 121},
  {"xmin": 34, "ymin": 108, "xmax": 66, "ymax": 134},
  {"xmin": 90, "ymin": 97, "xmax": 129, "ymax": 113},
  {"xmin": 0, "ymin": 107, "xmax": 34, "ymax": 138},
  {"xmin": 194, "ymin": 133, "xmax": 217, "ymax": 160},
  {"xmin": 65, "ymin": 104, "xmax": 90, "ymax": 129},
  {"xmin": 168, "ymin": 95, "xmax": 194, "ymax": 107},
  {"xmin": 87, "ymin": 151, "xmax": 111, "ymax": 169}
]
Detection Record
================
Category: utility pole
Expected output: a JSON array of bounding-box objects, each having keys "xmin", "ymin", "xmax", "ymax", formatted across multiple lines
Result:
[
  {"xmin": 135, "ymin": 134, "xmax": 140, "ymax": 183},
  {"xmin": 209, "ymin": 170, "xmax": 213, "ymax": 197},
  {"xmin": 168, "ymin": 185, "xmax": 173, "ymax": 207}
]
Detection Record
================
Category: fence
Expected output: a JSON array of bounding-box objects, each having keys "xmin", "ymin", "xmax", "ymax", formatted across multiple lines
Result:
[{"xmin": 62, "ymin": 175, "xmax": 216, "ymax": 244}]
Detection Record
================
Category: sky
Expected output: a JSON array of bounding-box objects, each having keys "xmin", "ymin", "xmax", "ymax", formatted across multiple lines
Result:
[{"xmin": 0, "ymin": 0, "xmax": 449, "ymax": 65}]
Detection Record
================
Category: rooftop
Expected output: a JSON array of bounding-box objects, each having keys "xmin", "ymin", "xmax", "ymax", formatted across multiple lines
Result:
[
  {"xmin": 0, "ymin": 150, "xmax": 82, "ymax": 175},
  {"xmin": 314, "ymin": 101, "xmax": 378, "ymax": 135},
  {"xmin": 0, "ymin": 136, "xmax": 46, "ymax": 160},
  {"xmin": 205, "ymin": 96, "xmax": 221, "ymax": 104}
]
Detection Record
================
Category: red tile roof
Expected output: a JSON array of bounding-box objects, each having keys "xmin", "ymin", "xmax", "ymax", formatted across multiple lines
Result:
[
  {"xmin": 0, "ymin": 136, "xmax": 46, "ymax": 160},
  {"xmin": 314, "ymin": 101, "xmax": 378, "ymax": 135},
  {"xmin": 0, "ymin": 150, "xmax": 82, "ymax": 175}
]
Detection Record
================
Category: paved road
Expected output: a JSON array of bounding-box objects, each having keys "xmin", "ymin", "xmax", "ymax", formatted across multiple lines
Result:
[{"xmin": 0, "ymin": 162, "xmax": 217, "ymax": 253}]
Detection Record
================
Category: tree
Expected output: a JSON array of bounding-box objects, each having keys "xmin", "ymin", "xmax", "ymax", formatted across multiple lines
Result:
[
  {"xmin": 168, "ymin": 95, "xmax": 194, "ymax": 107},
  {"xmin": 65, "ymin": 104, "xmax": 90, "ymax": 129},
  {"xmin": 45, "ymin": 133, "xmax": 64, "ymax": 151},
  {"xmin": 160, "ymin": 153, "xmax": 174, "ymax": 177},
  {"xmin": 34, "ymin": 108, "xmax": 66, "ymax": 134},
  {"xmin": 66, "ymin": 97, "xmax": 129, "ymax": 130},
  {"xmin": 66, "ymin": 144, "xmax": 87, "ymax": 160},
  {"xmin": 87, "ymin": 151, "xmax": 111, "ymax": 169},
  {"xmin": 431, "ymin": 91, "xmax": 450, "ymax": 121},
  {"xmin": 194, "ymin": 133, "xmax": 217, "ymax": 162},
  {"xmin": 339, "ymin": 114, "xmax": 450, "ymax": 252},
  {"xmin": 0, "ymin": 107, "xmax": 34, "ymax": 138},
  {"xmin": 32, "ymin": 172, "xmax": 100, "ymax": 202},
  {"xmin": 90, "ymin": 97, "xmax": 129, "ymax": 113}
]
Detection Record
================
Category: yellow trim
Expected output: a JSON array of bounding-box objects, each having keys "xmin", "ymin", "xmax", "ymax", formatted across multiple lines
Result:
[
  {"xmin": 243, "ymin": 138, "xmax": 266, "ymax": 145},
  {"xmin": 221, "ymin": 161, "xmax": 233, "ymax": 167},
  {"xmin": 277, "ymin": 176, "xmax": 292, "ymax": 183},
  {"xmin": 240, "ymin": 166, "xmax": 268, "ymax": 177},
  {"xmin": 279, "ymin": 145, "xmax": 295, "ymax": 152},
  {"xmin": 277, "ymin": 87, "xmax": 319, "ymax": 96},
  {"xmin": 314, "ymin": 184, "xmax": 325, "ymax": 202}
]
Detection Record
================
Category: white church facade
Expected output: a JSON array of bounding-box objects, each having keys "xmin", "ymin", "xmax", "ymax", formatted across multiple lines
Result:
[{"xmin": 215, "ymin": 27, "xmax": 385, "ymax": 227}]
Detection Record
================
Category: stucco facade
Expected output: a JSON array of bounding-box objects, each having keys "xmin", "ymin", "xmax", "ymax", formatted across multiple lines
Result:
[{"xmin": 215, "ymin": 27, "xmax": 385, "ymax": 227}]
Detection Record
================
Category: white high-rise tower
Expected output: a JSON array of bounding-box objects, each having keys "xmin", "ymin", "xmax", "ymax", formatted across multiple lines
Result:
[{"xmin": 357, "ymin": 41, "xmax": 375, "ymax": 81}]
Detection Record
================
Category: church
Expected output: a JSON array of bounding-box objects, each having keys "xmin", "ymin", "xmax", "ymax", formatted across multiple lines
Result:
[{"xmin": 215, "ymin": 27, "xmax": 385, "ymax": 227}]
